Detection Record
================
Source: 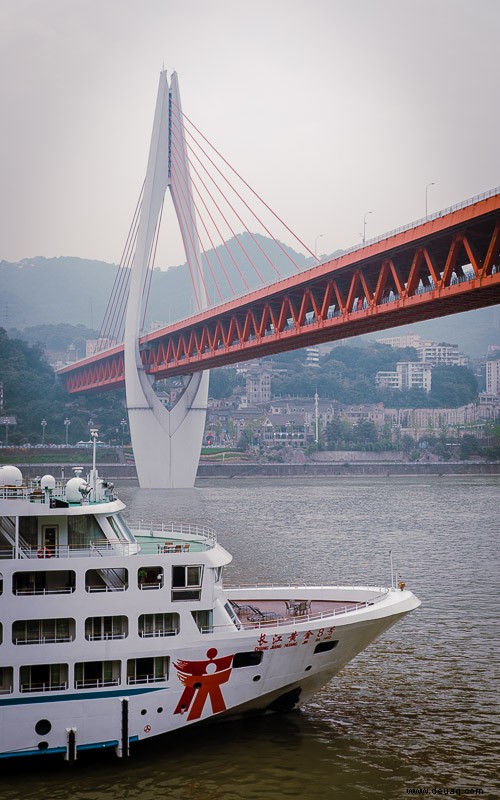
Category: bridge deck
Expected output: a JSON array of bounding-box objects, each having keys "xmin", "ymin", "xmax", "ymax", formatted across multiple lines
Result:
[{"xmin": 59, "ymin": 188, "xmax": 500, "ymax": 393}]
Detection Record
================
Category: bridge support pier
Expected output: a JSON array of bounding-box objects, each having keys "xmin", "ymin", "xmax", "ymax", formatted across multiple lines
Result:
[{"xmin": 124, "ymin": 70, "xmax": 208, "ymax": 488}]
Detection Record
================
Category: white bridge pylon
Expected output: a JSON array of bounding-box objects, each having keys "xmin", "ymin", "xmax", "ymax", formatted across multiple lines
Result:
[{"xmin": 124, "ymin": 71, "xmax": 209, "ymax": 488}]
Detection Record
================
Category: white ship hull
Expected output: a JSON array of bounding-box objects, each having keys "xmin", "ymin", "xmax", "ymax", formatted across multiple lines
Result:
[{"xmin": 0, "ymin": 465, "xmax": 420, "ymax": 762}]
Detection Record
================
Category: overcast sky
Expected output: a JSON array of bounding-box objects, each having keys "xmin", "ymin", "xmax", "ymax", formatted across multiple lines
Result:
[{"xmin": 1, "ymin": 0, "xmax": 499, "ymax": 269}]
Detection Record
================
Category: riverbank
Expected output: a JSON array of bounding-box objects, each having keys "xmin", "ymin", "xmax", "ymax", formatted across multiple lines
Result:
[{"xmin": 8, "ymin": 460, "xmax": 500, "ymax": 481}]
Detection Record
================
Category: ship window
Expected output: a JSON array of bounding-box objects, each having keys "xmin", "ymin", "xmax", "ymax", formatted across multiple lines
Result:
[
  {"xmin": 85, "ymin": 568, "xmax": 128, "ymax": 592},
  {"xmin": 13, "ymin": 618, "xmax": 75, "ymax": 645},
  {"xmin": 313, "ymin": 640, "xmax": 339, "ymax": 654},
  {"xmin": 75, "ymin": 660, "xmax": 121, "ymax": 689},
  {"xmin": 127, "ymin": 656, "xmax": 169, "ymax": 685},
  {"xmin": 233, "ymin": 651, "xmax": 263, "ymax": 668},
  {"xmin": 19, "ymin": 516, "xmax": 38, "ymax": 547},
  {"xmin": 138, "ymin": 566, "xmax": 164, "ymax": 590},
  {"xmin": 85, "ymin": 616, "xmax": 128, "ymax": 641},
  {"xmin": 20, "ymin": 663, "xmax": 68, "ymax": 693},
  {"xmin": 172, "ymin": 565, "xmax": 203, "ymax": 587},
  {"xmin": 68, "ymin": 515, "xmax": 103, "ymax": 548},
  {"xmin": 214, "ymin": 566, "xmax": 223, "ymax": 583},
  {"xmin": 191, "ymin": 609, "xmax": 213, "ymax": 633},
  {"xmin": 138, "ymin": 613, "xmax": 179, "ymax": 638},
  {"xmin": 107, "ymin": 514, "xmax": 135, "ymax": 543},
  {"xmin": 12, "ymin": 570, "xmax": 75, "ymax": 595},
  {"xmin": 171, "ymin": 565, "xmax": 203, "ymax": 601},
  {"xmin": 0, "ymin": 666, "xmax": 13, "ymax": 694}
]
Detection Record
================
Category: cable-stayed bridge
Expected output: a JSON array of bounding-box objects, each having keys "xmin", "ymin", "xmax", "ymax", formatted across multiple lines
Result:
[{"xmin": 57, "ymin": 72, "xmax": 500, "ymax": 488}]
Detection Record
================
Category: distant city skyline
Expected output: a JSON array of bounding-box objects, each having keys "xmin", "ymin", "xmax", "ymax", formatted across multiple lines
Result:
[{"xmin": 1, "ymin": 0, "xmax": 499, "ymax": 270}]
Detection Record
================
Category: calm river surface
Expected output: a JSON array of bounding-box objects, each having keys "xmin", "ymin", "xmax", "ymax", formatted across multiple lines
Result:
[{"xmin": 1, "ymin": 476, "xmax": 499, "ymax": 799}]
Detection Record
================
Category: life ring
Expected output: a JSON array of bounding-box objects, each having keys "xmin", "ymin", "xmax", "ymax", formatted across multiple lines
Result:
[
  {"xmin": 37, "ymin": 546, "xmax": 52, "ymax": 559},
  {"xmin": 143, "ymin": 725, "xmax": 151, "ymax": 733}
]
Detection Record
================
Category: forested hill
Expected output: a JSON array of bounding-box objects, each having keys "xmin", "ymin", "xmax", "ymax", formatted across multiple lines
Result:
[{"xmin": 0, "ymin": 234, "xmax": 311, "ymax": 332}]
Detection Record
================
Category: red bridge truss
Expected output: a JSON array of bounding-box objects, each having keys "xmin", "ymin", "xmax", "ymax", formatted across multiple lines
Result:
[{"xmin": 60, "ymin": 190, "xmax": 500, "ymax": 394}]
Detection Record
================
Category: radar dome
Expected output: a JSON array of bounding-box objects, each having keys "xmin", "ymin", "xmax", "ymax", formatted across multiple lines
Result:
[
  {"xmin": 65, "ymin": 477, "xmax": 89, "ymax": 503},
  {"xmin": 0, "ymin": 465, "xmax": 23, "ymax": 487},
  {"xmin": 40, "ymin": 474, "xmax": 56, "ymax": 492}
]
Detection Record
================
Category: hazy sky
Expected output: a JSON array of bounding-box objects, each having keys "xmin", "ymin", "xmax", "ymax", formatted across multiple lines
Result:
[{"xmin": 1, "ymin": 0, "xmax": 499, "ymax": 268}]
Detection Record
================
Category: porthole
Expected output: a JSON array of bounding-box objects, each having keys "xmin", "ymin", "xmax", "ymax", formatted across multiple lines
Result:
[
  {"xmin": 304, "ymin": 665, "xmax": 312, "ymax": 671},
  {"xmin": 38, "ymin": 741, "xmax": 49, "ymax": 750},
  {"xmin": 233, "ymin": 651, "xmax": 263, "ymax": 669},
  {"xmin": 252, "ymin": 675, "xmax": 261, "ymax": 682},
  {"xmin": 157, "ymin": 707, "xmax": 163, "ymax": 714},
  {"xmin": 140, "ymin": 708, "xmax": 147, "ymax": 716},
  {"xmin": 314, "ymin": 640, "xmax": 339, "ymax": 655},
  {"xmin": 35, "ymin": 719, "xmax": 51, "ymax": 735}
]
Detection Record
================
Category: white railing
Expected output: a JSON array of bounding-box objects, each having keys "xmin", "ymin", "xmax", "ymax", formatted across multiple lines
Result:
[
  {"xmin": 14, "ymin": 635, "xmax": 73, "ymax": 645},
  {"xmin": 138, "ymin": 582, "xmax": 163, "ymax": 590},
  {"xmin": 85, "ymin": 585, "xmax": 127, "ymax": 593},
  {"xmin": 129, "ymin": 520, "xmax": 217, "ymax": 545},
  {"xmin": 14, "ymin": 587, "xmax": 75, "ymax": 596},
  {"xmin": 139, "ymin": 629, "xmax": 178, "ymax": 638},
  {"xmin": 3, "ymin": 528, "xmax": 216, "ymax": 560},
  {"xmin": 6, "ymin": 541, "xmax": 135, "ymax": 560},
  {"xmin": 20, "ymin": 681, "xmax": 68, "ymax": 693},
  {"xmin": 221, "ymin": 587, "xmax": 390, "ymax": 631},
  {"xmin": 0, "ymin": 481, "xmax": 117, "ymax": 504},
  {"xmin": 74, "ymin": 678, "xmax": 119, "ymax": 690},
  {"xmin": 127, "ymin": 675, "xmax": 166, "ymax": 685}
]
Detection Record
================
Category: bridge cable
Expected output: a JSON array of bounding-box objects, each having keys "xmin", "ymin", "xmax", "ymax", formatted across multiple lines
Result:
[{"xmin": 172, "ymin": 102, "xmax": 317, "ymax": 265}]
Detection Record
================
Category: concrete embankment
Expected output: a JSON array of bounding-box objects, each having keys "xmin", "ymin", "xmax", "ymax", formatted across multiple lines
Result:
[{"xmin": 11, "ymin": 460, "xmax": 500, "ymax": 481}]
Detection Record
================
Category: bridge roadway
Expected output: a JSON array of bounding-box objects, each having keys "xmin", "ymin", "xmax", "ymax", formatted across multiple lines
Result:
[{"xmin": 59, "ymin": 188, "xmax": 500, "ymax": 394}]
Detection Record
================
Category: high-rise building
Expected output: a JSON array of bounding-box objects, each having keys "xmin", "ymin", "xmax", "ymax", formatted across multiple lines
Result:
[{"xmin": 486, "ymin": 359, "xmax": 500, "ymax": 396}]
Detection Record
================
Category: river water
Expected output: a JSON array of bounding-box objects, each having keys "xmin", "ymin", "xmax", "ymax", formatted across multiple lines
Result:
[{"xmin": 1, "ymin": 476, "xmax": 499, "ymax": 799}]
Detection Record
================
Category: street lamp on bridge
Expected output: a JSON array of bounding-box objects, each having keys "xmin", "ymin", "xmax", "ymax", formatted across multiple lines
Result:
[
  {"xmin": 41, "ymin": 418, "xmax": 47, "ymax": 444},
  {"xmin": 425, "ymin": 182, "xmax": 435, "ymax": 218},
  {"xmin": 120, "ymin": 418, "xmax": 127, "ymax": 446},
  {"xmin": 64, "ymin": 418, "xmax": 71, "ymax": 446}
]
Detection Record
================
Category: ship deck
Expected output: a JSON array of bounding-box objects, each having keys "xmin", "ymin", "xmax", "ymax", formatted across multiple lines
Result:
[{"xmin": 230, "ymin": 597, "xmax": 362, "ymax": 628}]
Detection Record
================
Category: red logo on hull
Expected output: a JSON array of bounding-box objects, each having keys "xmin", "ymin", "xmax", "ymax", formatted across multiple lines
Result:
[{"xmin": 174, "ymin": 648, "xmax": 234, "ymax": 721}]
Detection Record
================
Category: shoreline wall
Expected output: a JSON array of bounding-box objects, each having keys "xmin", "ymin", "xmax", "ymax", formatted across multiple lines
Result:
[{"xmin": 10, "ymin": 461, "xmax": 500, "ymax": 481}]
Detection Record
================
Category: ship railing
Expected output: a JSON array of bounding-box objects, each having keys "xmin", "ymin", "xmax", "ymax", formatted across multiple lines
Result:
[
  {"xmin": 226, "ymin": 583, "xmax": 389, "ymax": 592},
  {"xmin": 129, "ymin": 520, "xmax": 217, "ymax": 545},
  {"xmin": 138, "ymin": 581, "xmax": 163, "ymax": 590},
  {"xmin": 0, "ymin": 483, "xmax": 117, "ymax": 504},
  {"xmin": 14, "ymin": 635, "xmax": 73, "ymax": 645},
  {"xmin": 85, "ymin": 632, "xmax": 127, "ymax": 641},
  {"xmin": 0, "ymin": 686, "xmax": 13, "ymax": 695},
  {"xmin": 20, "ymin": 682, "xmax": 68, "ymax": 694},
  {"xmin": 139, "ymin": 629, "xmax": 179, "ymax": 638},
  {"xmin": 12, "ymin": 541, "xmax": 135, "ymax": 559},
  {"xmin": 86, "ymin": 585, "xmax": 127, "ymax": 593},
  {"xmin": 74, "ymin": 678, "xmax": 120, "ymax": 690},
  {"xmin": 127, "ymin": 675, "xmax": 167, "ymax": 685},
  {"xmin": 221, "ymin": 587, "xmax": 390, "ymax": 630},
  {"xmin": 14, "ymin": 587, "xmax": 75, "ymax": 596}
]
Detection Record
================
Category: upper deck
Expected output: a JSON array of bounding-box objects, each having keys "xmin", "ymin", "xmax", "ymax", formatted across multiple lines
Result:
[{"xmin": 0, "ymin": 468, "xmax": 217, "ymax": 562}]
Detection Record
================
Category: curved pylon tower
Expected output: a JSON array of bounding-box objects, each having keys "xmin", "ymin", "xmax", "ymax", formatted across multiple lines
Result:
[{"xmin": 124, "ymin": 71, "xmax": 209, "ymax": 488}]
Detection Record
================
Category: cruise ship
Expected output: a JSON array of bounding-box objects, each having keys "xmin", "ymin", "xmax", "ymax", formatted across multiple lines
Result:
[{"xmin": 0, "ymin": 440, "xmax": 420, "ymax": 761}]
